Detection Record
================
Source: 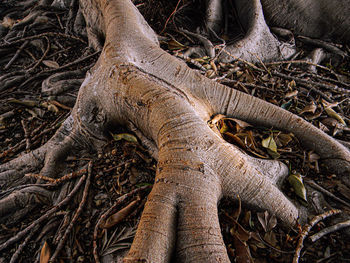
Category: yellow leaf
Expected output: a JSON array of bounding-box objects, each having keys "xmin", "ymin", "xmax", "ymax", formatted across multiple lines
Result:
[
  {"xmin": 299, "ymin": 103, "xmax": 317, "ymax": 115},
  {"xmin": 167, "ymin": 39, "xmax": 186, "ymax": 50},
  {"xmin": 324, "ymin": 107, "xmax": 346, "ymax": 125},
  {"xmin": 220, "ymin": 122, "xmax": 229, "ymax": 134},
  {"xmin": 112, "ymin": 133, "xmax": 138, "ymax": 143},
  {"xmin": 40, "ymin": 241, "xmax": 51, "ymax": 263},
  {"xmin": 262, "ymin": 135, "xmax": 277, "ymax": 153},
  {"xmin": 285, "ymin": 90, "xmax": 298, "ymax": 98},
  {"xmin": 277, "ymin": 133, "xmax": 293, "ymax": 146},
  {"xmin": 288, "ymin": 173, "xmax": 307, "ymax": 204}
]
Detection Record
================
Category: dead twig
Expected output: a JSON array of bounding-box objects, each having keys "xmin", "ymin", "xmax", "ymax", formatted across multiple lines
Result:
[
  {"xmin": 309, "ymin": 219, "xmax": 350, "ymax": 242},
  {"xmin": 21, "ymin": 119, "xmax": 31, "ymax": 151},
  {"xmin": 0, "ymin": 32, "xmax": 86, "ymax": 48},
  {"xmin": 49, "ymin": 161, "xmax": 93, "ymax": 262},
  {"xmin": 53, "ymin": 212, "xmax": 72, "ymax": 245},
  {"xmin": 26, "ymin": 36, "xmax": 50, "ymax": 73},
  {"xmin": 222, "ymin": 49, "xmax": 265, "ymax": 72},
  {"xmin": 4, "ymin": 40, "xmax": 29, "ymax": 70},
  {"xmin": 293, "ymin": 209, "xmax": 342, "ymax": 263},
  {"xmin": 265, "ymin": 60, "xmax": 339, "ymax": 78},
  {"xmin": 26, "ymin": 167, "xmax": 88, "ymax": 185},
  {"xmin": 19, "ymin": 53, "xmax": 99, "ymax": 89},
  {"xmin": 297, "ymin": 36, "xmax": 348, "ymax": 58},
  {"xmin": 160, "ymin": 0, "xmax": 182, "ymax": 34},
  {"xmin": 272, "ymin": 71, "xmax": 334, "ymax": 102},
  {"xmin": 305, "ymin": 179, "xmax": 350, "ymax": 209}
]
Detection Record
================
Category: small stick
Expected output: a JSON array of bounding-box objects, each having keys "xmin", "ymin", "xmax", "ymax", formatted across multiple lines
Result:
[
  {"xmin": 25, "ymin": 167, "xmax": 88, "ymax": 185},
  {"xmin": 53, "ymin": 212, "xmax": 72, "ymax": 245},
  {"xmin": 21, "ymin": 119, "xmax": 31, "ymax": 151},
  {"xmin": 26, "ymin": 36, "xmax": 50, "ymax": 73},
  {"xmin": 160, "ymin": 0, "xmax": 182, "ymax": 34},
  {"xmin": 49, "ymin": 161, "xmax": 92, "ymax": 262},
  {"xmin": 0, "ymin": 32, "xmax": 86, "ymax": 48},
  {"xmin": 265, "ymin": 60, "xmax": 338, "ymax": 78},
  {"xmin": 0, "ymin": 174, "xmax": 86, "ymax": 252},
  {"xmin": 297, "ymin": 36, "xmax": 347, "ymax": 58},
  {"xmin": 25, "ymin": 173, "xmax": 56, "ymax": 182},
  {"xmin": 220, "ymin": 78, "xmax": 272, "ymax": 91},
  {"xmin": 273, "ymin": 71, "xmax": 347, "ymax": 94},
  {"xmin": 222, "ymin": 49, "xmax": 265, "ymax": 72},
  {"xmin": 4, "ymin": 40, "xmax": 29, "ymax": 70},
  {"xmin": 293, "ymin": 209, "xmax": 342, "ymax": 263},
  {"xmin": 304, "ymin": 73, "xmax": 350, "ymax": 89},
  {"xmin": 309, "ymin": 219, "xmax": 350, "ymax": 242},
  {"xmin": 272, "ymin": 71, "xmax": 334, "ymax": 102},
  {"xmin": 180, "ymin": 28, "xmax": 216, "ymax": 58},
  {"xmin": 305, "ymin": 179, "xmax": 350, "ymax": 209}
]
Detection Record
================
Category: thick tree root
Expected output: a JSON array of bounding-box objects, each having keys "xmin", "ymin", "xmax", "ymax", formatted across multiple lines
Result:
[{"xmin": 219, "ymin": 0, "xmax": 296, "ymax": 63}]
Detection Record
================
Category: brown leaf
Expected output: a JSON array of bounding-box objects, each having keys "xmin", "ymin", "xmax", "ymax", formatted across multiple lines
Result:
[
  {"xmin": 232, "ymin": 195, "xmax": 242, "ymax": 220},
  {"xmin": 228, "ymin": 118, "xmax": 252, "ymax": 129},
  {"xmin": 2, "ymin": 17, "xmax": 16, "ymax": 28},
  {"xmin": 288, "ymin": 80, "xmax": 296, "ymax": 88},
  {"xmin": 42, "ymin": 60, "xmax": 60, "ymax": 69},
  {"xmin": 209, "ymin": 114, "xmax": 226, "ymax": 127},
  {"xmin": 102, "ymin": 197, "xmax": 140, "ymax": 229},
  {"xmin": 224, "ymin": 132, "xmax": 246, "ymax": 149},
  {"xmin": 229, "ymin": 217, "xmax": 251, "ymax": 242},
  {"xmin": 232, "ymin": 235, "xmax": 254, "ymax": 263},
  {"xmin": 276, "ymin": 133, "xmax": 293, "ymax": 146},
  {"xmin": 321, "ymin": 117, "xmax": 340, "ymax": 128},
  {"xmin": 324, "ymin": 107, "xmax": 346, "ymax": 125},
  {"xmin": 40, "ymin": 241, "xmax": 51, "ymax": 263},
  {"xmin": 167, "ymin": 39, "xmax": 186, "ymax": 50},
  {"xmin": 264, "ymin": 231, "xmax": 278, "ymax": 247},
  {"xmin": 285, "ymin": 90, "xmax": 298, "ymax": 98},
  {"xmin": 8, "ymin": 98, "xmax": 38, "ymax": 107},
  {"xmin": 337, "ymin": 184, "xmax": 350, "ymax": 200},
  {"xmin": 304, "ymin": 111, "xmax": 322, "ymax": 120},
  {"xmin": 299, "ymin": 103, "xmax": 317, "ymax": 115},
  {"xmin": 257, "ymin": 211, "xmax": 277, "ymax": 232}
]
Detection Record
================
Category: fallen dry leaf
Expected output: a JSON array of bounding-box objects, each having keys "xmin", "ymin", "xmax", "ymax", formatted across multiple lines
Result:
[{"xmin": 40, "ymin": 241, "xmax": 51, "ymax": 263}]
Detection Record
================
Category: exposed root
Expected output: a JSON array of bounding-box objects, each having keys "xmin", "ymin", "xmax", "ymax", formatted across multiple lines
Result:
[
  {"xmin": 41, "ymin": 69, "xmax": 85, "ymax": 96},
  {"xmin": 219, "ymin": 0, "xmax": 296, "ymax": 63},
  {"xmin": 0, "ymin": 185, "xmax": 52, "ymax": 222},
  {"xmin": 0, "ymin": 174, "xmax": 86, "ymax": 253}
]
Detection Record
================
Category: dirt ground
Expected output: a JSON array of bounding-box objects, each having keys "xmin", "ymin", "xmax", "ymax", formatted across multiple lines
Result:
[{"xmin": 1, "ymin": 0, "xmax": 350, "ymax": 262}]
